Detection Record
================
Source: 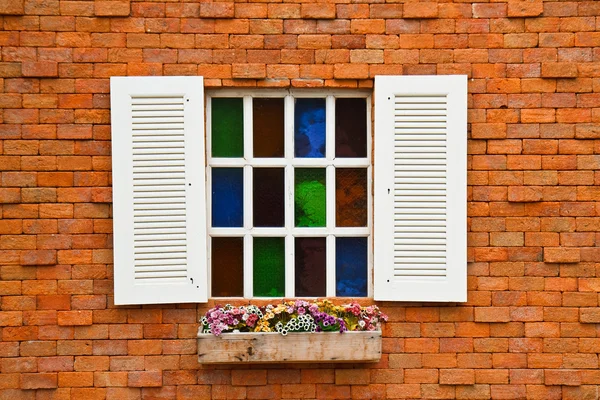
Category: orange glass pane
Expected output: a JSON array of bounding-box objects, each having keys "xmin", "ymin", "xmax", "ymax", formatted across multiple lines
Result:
[
  {"xmin": 253, "ymin": 98, "xmax": 284, "ymax": 158},
  {"xmin": 336, "ymin": 168, "xmax": 368, "ymax": 227}
]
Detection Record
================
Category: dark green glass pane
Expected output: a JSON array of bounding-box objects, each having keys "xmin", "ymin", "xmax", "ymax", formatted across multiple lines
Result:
[
  {"xmin": 211, "ymin": 237, "xmax": 243, "ymax": 297},
  {"xmin": 335, "ymin": 98, "xmax": 367, "ymax": 158},
  {"xmin": 295, "ymin": 168, "xmax": 326, "ymax": 227},
  {"xmin": 253, "ymin": 237, "xmax": 285, "ymax": 297},
  {"xmin": 295, "ymin": 237, "xmax": 326, "ymax": 297},
  {"xmin": 253, "ymin": 98, "xmax": 284, "ymax": 158},
  {"xmin": 212, "ymin": 98, "xmax": 243, "ymax": 158}
]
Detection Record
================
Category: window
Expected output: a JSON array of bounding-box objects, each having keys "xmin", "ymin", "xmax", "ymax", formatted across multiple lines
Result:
[
  {"xmin": 206, "ymin": 91, "xmax": 371, "ymax": 298},
  {"xmin": 110, "ymin": 75, "xmax": 467, "ymax": 305}
]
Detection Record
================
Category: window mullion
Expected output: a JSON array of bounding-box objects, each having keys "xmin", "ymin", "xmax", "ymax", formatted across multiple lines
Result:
[
  {"xmin": 284, "ymin": 95, "xmax": 295, "ymax": 298},
  {"xmin": 243, "ymin": 96, "xmax": 253, "ymax": 298},
  {"xmin": 325, "ymin": 95, "xmax": 336, "ymax": 297}
]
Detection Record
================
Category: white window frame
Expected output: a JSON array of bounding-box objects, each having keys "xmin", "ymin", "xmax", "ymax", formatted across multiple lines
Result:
[{"xmin": 206, "ymin": 89, "xmax": 373, "ymax": 299}]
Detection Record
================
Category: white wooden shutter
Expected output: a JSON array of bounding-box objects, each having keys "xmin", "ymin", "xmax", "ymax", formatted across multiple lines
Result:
[
  {"xmin": 110, "ymin": 76, "xmax": 207, "ymax": 305},
  {"xmin": 374, "ymin": 75, "xmax": 467, "ymax": 302}
]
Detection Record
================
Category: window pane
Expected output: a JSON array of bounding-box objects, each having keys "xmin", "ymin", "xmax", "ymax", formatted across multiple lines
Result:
[
  {"xmin": 335, "ymin": 98, "xmax": 367, "ymax": 158},
  {"xmin": 253, "ymin": 168, "xmax": 285, "ymax": 227},
  {"xmin": 336, "ymin": 237, "xmax": 368, "ymax": 297},
  {"xmin": 295, "ymin": 168, "xmax": 326, "ymax": 227},
  {"xmin": 294, "ymin": 98, "xmax": 326, "ymax": 158},
  {"xmin": 211, "ymin": 237, "xmax": 243, "ymax": 297},
  {"xmin": 253, "ymin": 98, "xmax": 284, "ymax": 158},
  {"xmin": 336, "ymin": 168, "xmax": 368, "ymax": 227},
  {"xmin": 253, "ymin": 237, "xmax": 285, "ymax": 297},
  {"xmin": 295, "ymin": 237, "xmax": 326, "ymax": 297},
  {"xmin": 212, "ymin": 98, "xmax": 243, "ymax": 158},
  {"xmin": 212, "ymin": 168, "xmax": 243, "ymax": 227}
]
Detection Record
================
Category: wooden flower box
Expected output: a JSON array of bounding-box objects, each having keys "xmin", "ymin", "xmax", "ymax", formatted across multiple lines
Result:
[{"xmin": 197, "ymin": 330, "xmax": 382, "ymax": 364}]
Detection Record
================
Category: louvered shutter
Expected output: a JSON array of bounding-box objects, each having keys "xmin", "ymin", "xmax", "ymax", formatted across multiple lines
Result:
[
  {"xmin": 110, "ymin": 76, "xmax": 207, "ymax": 305},
  {"xmin": 374, "ymin": 75, "xmax": 467, "ymax": 302}
]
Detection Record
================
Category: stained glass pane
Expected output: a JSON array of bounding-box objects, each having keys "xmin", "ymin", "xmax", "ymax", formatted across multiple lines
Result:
[
  {"xmin": 295, "ymin": 98, "xmax": 326, "ymax": 158},
  {"xmin": 336, "ymin": 168, "xmax": 368, "ymax": 227},
  {"xmin": 335, "ymin": 98, "xmax": 367, "ymax": 158},
  {"xmin": 212, "ymin": 98, "xmax": 243, "ymax": 158},
  {"xmin": 295, "ymin": 237, "xmax": 326, "ymax": 297},
  {"xmin": 336, "ymin": 237, "xmax": 368, "ymax": 297},
  {"xmin": 253, "ymin": 98, "xmax": 284, "ymax": 158},
  {"xmin": 212, "ymin": 168, "xmax": 243, "ymax": 227},
  {"xmin": 295, "ymin": 168, "xmax": 326, "ymax": 227},
  {"xmin": 253, "ymin": 168, "xmax": 285, "ymax": 227},
  {"xmin": 253, "ymin": 237, "xmax": 285, "ymax": 297},
  {"xmin": 211, "ymin": 237, "xmax": 243, "ymax": 297}
]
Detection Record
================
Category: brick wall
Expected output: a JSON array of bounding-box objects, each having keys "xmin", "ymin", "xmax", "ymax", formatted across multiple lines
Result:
[{"xmin": 1, "ymin": 0, "xmax": 600, "ymax": 398}]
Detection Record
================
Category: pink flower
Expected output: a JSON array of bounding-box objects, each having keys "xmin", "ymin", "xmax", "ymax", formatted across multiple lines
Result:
[
  {"xmin": 297, "ymin": 307, "xmax": 306, "ymax": 315},
  {"xmin": 246, "ymin": 314, "xmax": 259, "ymax": 327}
]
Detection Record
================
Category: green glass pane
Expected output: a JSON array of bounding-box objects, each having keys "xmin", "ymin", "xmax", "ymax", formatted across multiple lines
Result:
[
  {"xmin": 212, "ymin": 98, "xmax": 243, "ymax": 157},
  {"xmin": 295, "ymin": 168, "xmax": 326, "ymax": 227},
  {"xmin": 253, "ymin": 237, "xmax": 285, "ymax": 297}
]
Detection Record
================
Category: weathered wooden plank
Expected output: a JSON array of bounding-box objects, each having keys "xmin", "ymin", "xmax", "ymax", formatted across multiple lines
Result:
[{"xmin": 198, "ymin": 331, "xmax": 382, "ymax": 364}]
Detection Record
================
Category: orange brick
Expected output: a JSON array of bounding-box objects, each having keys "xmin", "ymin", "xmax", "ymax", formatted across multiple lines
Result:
[
  {"xmin": 200, "ymin": 3, "xmax": 233, "ymax": 18},
  {"xmin": 232, "ymin": 63, "xmax": 265, "ymax": 79},
  {"xmin": 544, "ymin": 248, "xmax": 580, "ymax": 263},
  {"xmin": 508, "ymin": 1, "xmax": 543, "ymax": 17},
  {"xmin": 94, "ymin": 1, "xmax": 130, "ymax": 17},
  {"xmin": 58, "ymin": 311, "xmax": 93, "ymax": 326},
  {"xmin": 301, "ymin": 4, "xmax": 335, "ymax": 19},
  {"xmin": 0, "ymin": 0, "xmax": 24, "ymax": 14},
  {"xmin": 403, "ymin": 2, "xmax": 438, "ymax": 18}
]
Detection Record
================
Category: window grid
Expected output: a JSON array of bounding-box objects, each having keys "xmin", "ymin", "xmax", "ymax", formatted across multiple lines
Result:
[{"xmin": 206, "ymin": 90, "xmax": 372, "ymax": 298}]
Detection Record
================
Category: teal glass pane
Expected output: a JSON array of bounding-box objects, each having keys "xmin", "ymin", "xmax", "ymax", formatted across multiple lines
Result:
[
  {"xmin": 294, "ymin": 98, "xmax": 326, "ymax": 158},
  {"xmin": 295, "ymin": 168, "xmax": 326, "ymax": 227},
  {"xmin": 336, "ymin": 237, "xmax": 368, "ymax": 297},
  {"xmin": 212, "ymin": 98, "xmax": 243, "ymax": 158},
  {"xmin": 253, "ymin": 237, "xmax": 285, "ymax": 297},
  {"xmin": 212, "ymin": 168, "xmax": 243, "ymax": 227}
]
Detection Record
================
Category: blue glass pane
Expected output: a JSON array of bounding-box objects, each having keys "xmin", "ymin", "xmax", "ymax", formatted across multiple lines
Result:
[
  {"xmin": 212, "ymin": 168, "xmax": 243, "ymax": 227},
  {"xmin": 295, "ymin": 98, "xmax": 326, "ymax": 158},
  {"xmin": 336, "ymin": 237, "xmax": 368, "ymax": 297}
]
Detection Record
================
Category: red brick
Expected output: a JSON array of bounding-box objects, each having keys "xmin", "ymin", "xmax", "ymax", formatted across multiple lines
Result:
[
  {"xmin": 128, "ymin": 371, "xmax": 162, "ymax": 388},
  {"xmin": 21, "ymin": 373, "xmax": 58, "ymax": 389}
]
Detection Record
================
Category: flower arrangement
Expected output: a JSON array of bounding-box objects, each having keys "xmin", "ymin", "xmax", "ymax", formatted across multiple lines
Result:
[{"xmin": 200, "ymin": 300, "xmax": 387, "ymax": 336}]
